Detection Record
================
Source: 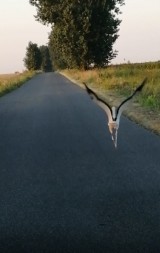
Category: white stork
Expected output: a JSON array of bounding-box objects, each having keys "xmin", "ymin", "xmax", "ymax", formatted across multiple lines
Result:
[{"xmin": 84, "ymin": 78, "xmax": 147, "ymax": 148}]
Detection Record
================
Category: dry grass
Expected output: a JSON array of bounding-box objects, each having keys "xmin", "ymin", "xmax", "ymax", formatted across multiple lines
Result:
[
  {"xmin": 61, "ymin": 62, "xmax": 160, "ymax": 135},
  {"xmin": 0, "ymin": 71, "xmax": 36, "ymax": 96}
]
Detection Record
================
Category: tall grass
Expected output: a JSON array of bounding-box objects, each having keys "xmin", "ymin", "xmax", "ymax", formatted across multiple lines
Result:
[
  {"xmin": 62, "ymin": 62, "xmax": 160, "ymax": 111},
  {"xmin": 0, "ymin": 71, "xmax": 36, "ymax": 97}
]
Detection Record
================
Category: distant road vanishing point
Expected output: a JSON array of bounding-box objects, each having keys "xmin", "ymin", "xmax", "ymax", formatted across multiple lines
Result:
[{"xmin": 0, "ymin": 72, "xmax": 160, "ymax": 253}]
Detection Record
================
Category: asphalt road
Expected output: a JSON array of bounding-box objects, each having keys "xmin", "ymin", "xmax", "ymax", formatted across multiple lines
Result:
[{"xmin": 0, "ymin": 72, "xmax": 160, "ymax": 253}]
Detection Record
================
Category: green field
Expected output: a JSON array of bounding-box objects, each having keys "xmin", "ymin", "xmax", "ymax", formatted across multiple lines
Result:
[
  {"xmin": 62, "ymin": 61, "xmax": 160, "ymax": 134},
  {"xmin": 62, "ymin": 61, "xmax": 160, "ymax": 110},
  {"xmin": 0, "ymin": 71, "xmax": 36, "ymax": 97}
]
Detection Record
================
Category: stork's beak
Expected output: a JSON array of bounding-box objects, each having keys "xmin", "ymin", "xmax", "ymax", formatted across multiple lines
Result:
[{"xmin": 108, "ymin": 123, "xmax": 118, "ymax": 148}]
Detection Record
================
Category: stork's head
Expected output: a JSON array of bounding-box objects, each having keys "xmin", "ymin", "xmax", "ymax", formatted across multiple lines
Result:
[{"xmin": 108, "ymin": 122, "xmax": 118, "ymax": 148}]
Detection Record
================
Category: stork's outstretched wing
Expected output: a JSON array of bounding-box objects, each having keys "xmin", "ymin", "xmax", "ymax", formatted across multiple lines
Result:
[
  {"xmin": 83, "ymin": 82, "xmax": 112, "ymax": 121},
  {"xmin": 116, "ymin": 78, "xmax": 147, "ymax": 119}
]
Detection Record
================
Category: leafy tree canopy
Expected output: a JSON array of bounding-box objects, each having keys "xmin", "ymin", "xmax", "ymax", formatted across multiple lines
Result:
[
  {"xmin": 24, "ymin": 41, "xmax": 41, "ymax": 70},
  {"xmin": 30, "ymin": 0, "xmax": 124, "ymax": 69},
  {"xmin": 39, "ymin": 45, "xmax": 53, "ymax": 72},
  {"xmin": 24, "ymin": 42, "xmax": 53, "ymax": 71}
]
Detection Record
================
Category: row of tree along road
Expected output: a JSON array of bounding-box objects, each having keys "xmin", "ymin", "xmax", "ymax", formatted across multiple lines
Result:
[
  {"xmin": 24, "ymin": 43, "xmax": 53, "ymax": 72},
  {"xmin": 24, "ymin": 0, "xmax": 124, "ymax": 71}
]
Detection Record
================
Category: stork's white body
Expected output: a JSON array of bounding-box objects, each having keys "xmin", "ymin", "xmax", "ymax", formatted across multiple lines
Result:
[{"xmin": 84, "ymin": 78, "xmax": 147, "ymax": 148}]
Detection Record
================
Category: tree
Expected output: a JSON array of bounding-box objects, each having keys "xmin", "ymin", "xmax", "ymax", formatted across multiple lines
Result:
[
  {"xmin": 39, "ymin": 45, "xmax": 53, "ymax": 72},
  {"xmin": 30, "ymin": 0, "xmax": 124, "ymax": 69},
  {"xmin": 48, "ymin": 1, "xmax": 91, "ymax": 69},
  {"xmin": 24, "ymin": 42, "xmax": 41, "ymax": 70}
]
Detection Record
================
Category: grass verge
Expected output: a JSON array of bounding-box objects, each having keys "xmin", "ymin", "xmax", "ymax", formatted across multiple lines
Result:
[
  {"xmin": 0, "ymin": 71, "xmax": 36, "ymax": 97},
  {"xmin": 61, "ymin": 62, "xmax": 160, "ymax": 135}
]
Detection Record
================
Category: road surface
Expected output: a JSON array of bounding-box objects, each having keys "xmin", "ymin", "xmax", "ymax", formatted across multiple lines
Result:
[{"xmin": 0, "ymin": 72, "xmax": 160, "ymax": 253}]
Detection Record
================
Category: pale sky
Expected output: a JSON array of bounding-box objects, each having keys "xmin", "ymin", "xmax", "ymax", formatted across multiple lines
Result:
[
  {"xmin": 112, "ymin": 0, "xmax": 160, "ymax": 64},
  {"xmin": 0, "ymin": 0, "xmax": 160, "ymax": 73}
]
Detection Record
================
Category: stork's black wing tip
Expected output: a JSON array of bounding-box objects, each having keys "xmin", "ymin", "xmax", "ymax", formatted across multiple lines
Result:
[
  {"xmin": 83, "ymin": 82, "xmax": 87, "ymax": 89},
  {"xmin": 141, "ymin": 77, "xmax": 148, "ymax": 87},
  {"xmin": 83, "ymin": 82, "xmax": 89, "ymax": 90},
  {"xmin": 136, "ymin": 77, "xmax": 147, "ymax": 92},
  {"xmin": 83, "ymin": 82, "xmax": 93, "ymax": 95}
]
